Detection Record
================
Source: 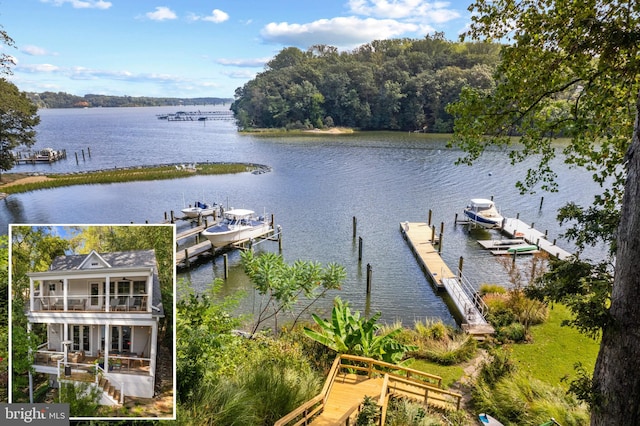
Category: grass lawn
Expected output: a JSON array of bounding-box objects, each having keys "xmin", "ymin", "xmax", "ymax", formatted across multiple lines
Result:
[
  {"xmin": 406, "ymin": 359, "xmax": 466, "ymax": 388},
  {"xmin": 509, "ymin": 304, "xmax": 600, "ymax": 386}
]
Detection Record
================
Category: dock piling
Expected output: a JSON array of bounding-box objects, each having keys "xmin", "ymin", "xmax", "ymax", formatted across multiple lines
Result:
[
  {"xmin": 431, "ymin": 225, "xmax": 436, "ymax": 244},
  {"xmin": 358, "ymin": 236, "xmax": 363, "ymax": 262},
  {"xmin": 223, "ymin": 254, "xmax": 229, "ymax": 279},
  {"xmin": 458, "ymin": 256, "xmax": 464, "ymax": 279},
  {"xmin": 428, "ymin": 209, "xmax": 432, "ymax": 226},
  {"xmin": 366, "ymin": 263, "xmax": 372, "ymax": 295},
  {"xmin": 539, "ymin": 196, "xmax": 544, "ymax": 210},
  {"xmin": 353, "ymin": 216, "xmax": 357, "ymax": 239},
  {"xmin": 438, "ymin": 233, "xmax": 443, "ymax": 254},
  {"xmin": 75, "ymin": 152, "xmax": 79, "ymax": 165}
]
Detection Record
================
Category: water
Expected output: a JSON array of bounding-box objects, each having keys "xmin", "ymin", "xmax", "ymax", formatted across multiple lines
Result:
[{"xmin": 1, "ymin": 107, "xmax": 605, "ymax": 326}]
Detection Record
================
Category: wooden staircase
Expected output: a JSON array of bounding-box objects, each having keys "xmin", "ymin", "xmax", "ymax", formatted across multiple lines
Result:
[{"xmin": 99, "ymin": 376, "xmax": 121, "ymax": 403}]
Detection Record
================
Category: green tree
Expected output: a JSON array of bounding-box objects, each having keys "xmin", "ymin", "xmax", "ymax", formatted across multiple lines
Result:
[
  {"xmin": 447, "ymin": 1, "xmax": 640, "ymax": 423},
  {"xmin": 241, "ymin": 251, "xmax": 345, "ymax": 334},
  {"xmin": 0, "ymin": 27, "xmax": 39, "ymax": 179},
  {"xmin": 10, "ymin": 227, "xmax": 71, "ymax": 401}
]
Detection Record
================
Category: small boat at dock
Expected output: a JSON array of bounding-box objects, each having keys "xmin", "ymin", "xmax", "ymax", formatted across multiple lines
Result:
[
  {"xmin": 181, "ymin": 201, "xmax": 222, "ymax": 219},
  {"xmin": 201, "ymin": 209, "xmax": 272, "ymax": 247},
  {"xmin": 464, "ymin": 199, "xmax": 504, "ymax": 229}
]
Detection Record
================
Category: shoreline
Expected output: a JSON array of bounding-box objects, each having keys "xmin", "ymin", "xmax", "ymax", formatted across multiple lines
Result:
[{"xmin": 0, "ymin": 162, "xmax": 271, "ymax": 197}]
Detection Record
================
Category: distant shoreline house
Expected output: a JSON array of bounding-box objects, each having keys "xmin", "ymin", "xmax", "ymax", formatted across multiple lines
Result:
[{"xmin": 26, "ymin": 249, "xmax": 165, "ymax": 404}]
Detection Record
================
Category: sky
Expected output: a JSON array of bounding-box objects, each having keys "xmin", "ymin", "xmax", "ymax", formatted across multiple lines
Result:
[{"xmin": 1, "ymin": 0, "xmax": 474, "ymax": 98}]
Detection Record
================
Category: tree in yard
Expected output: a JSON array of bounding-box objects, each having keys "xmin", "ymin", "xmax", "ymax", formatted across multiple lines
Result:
[
  {"xmin": 447, "ymin": 1, "xmax": 640, "ymax": 424},
  {"xmin": 0, "ymin": 27, "xmax": 40, "ymax": 180},
  {"xmin": 240, "ymin": 251, "xmax": 345, "ymax": 335}
]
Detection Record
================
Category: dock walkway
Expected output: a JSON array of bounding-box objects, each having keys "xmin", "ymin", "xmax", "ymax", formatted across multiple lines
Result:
[{"xmin": 400, "ymin": 222, "xmax": 494, "ymax": 337}]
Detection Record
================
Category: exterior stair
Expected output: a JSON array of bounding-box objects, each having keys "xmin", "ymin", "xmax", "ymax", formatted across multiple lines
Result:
[{"xmin": 99, "ymin": 377, "xmax": 121, "ymax": 404}]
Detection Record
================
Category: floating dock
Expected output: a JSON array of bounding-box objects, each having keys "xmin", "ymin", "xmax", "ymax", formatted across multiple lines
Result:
[
  {"xmin": 500, "ymin": 218, "xmax": 572, "ymax": 260},
  {"xmin": 400, "ymin": 222, "xmax": 494, "ymax": 337},
  {"xmin": 477, "ymin": 239, "xmax": 541, "ymax": 256}
]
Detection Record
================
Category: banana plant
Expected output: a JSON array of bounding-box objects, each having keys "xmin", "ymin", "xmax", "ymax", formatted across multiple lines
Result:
[{"xmin": 304, "ymin": 297, "xmax": 416, "ymax": 364}]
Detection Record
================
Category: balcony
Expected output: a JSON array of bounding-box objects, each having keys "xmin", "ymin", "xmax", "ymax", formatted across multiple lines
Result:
[{"xmin": 33, "ymin": 295, "xmax": 148, "ymax": 313}]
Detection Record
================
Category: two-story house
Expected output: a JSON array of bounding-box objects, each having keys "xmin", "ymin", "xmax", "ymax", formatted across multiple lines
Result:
[{"xmin": 26, "ymin": 249, "xmax": 166, "ymax": 404}]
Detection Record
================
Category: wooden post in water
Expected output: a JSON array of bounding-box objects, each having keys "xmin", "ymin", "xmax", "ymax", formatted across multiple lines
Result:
[
  {"xmin": 454, "ymin": 213, "xmax": 458, "ymax": 227},
  {"xmin": 358, "ymin": 237, "xmax": 363, "ymax": 262},
  {"xmin": 164, "ymin": 211, "xmax": 167, "ymax": 221},
  {"xmin": 87, "ymin": 147, "xmax": 91, "ymax": 158},
  {"xmin": 170, "ymin": 210, "xmax": 175, "ymax": 224},
  {"xmin": 440, "ymin": 222, "xmax": 445, "ymax": 241},
  {"xmin": 75, "ymin": 152, "xmax": 79, "ymax": 165},
  {"xmin": 82, "ymin": 149, "xmax": 85, "ymax": 161},
  {"xmin": 458, "ymin": 256, "xmax": 464, "ymax": 279},
  {"xmin": 428, "ymin": 209, "xmax": 432, "ymax": 226},
  {"xmin": 539, "ymin": 196, "xmax": 544, "ymax": 210},
  {"xmin": 366, "ymin": 263, "xmax": 372, "ymax": 295},
  {"xmin": 353, "ymin": 216, "xmax": 357, "ymax": 239},
  {"xmin": 184, "ymin": 249, "xmax": 190, "ymax": 268},
  {"xmin": 431, "ymin": 225, "xmax": 436, "ymax": 244},
  {"xmin": 516, "ymin": 212, "xmax": 520, "ymax": 220},
  {"xmin": 278, "ymin": 225, "xmax": 283, "ymax": 251},
  {"xmin": 531, "ymin": 222, "xmax": 535, "ymax": 229},
  {"xmin": 438, "ymin": 232, "xmax": 443, "ymax": 254},
  {"xmin": 223, "ymin": 254, "xmax": 229, "ymax": 279}
]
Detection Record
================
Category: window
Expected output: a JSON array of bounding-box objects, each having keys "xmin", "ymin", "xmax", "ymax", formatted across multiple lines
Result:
[
  {"xmin": 48, "ymin": 283, "xmax": 56, "ymax": 292},
  {"xmin": 110, "ymin": 326, "xmax": 131, "ymax": 352},
  {"xmin": 71, "ymin": 325, "xmax": 90, "ymax": 352},
  {"xmin": 117, "ymin": 281, "xmax": 130, "ymax": 296},
  {"xmin": 90, "ymin": 283, "xmax": 100, "ymax": 306},
  {"xmin": 133, "ymin": 280, "xmax": 146, "ymax": 295}
]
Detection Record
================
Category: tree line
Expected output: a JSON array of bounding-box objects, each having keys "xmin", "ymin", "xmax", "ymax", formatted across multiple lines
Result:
[
  {"xmin": 26, "ymin": 92, "xmax": 233, "ymax": 109},
  {"xmin": 231, "ymin": 34, "xmax": 501, "ymax": 132}
]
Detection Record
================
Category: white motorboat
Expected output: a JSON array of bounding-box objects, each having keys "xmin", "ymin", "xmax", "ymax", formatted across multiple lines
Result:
[
  {"xmin": 464, "ymin": 198, "xmax": 504, "ymax": 228},
  {"xmin": 181, "ymin": 201, "xmax": 222, "ymax": 218},
  {"xmin": 201, "ymin": 209, "xmax": 272, "ymax": 246}
]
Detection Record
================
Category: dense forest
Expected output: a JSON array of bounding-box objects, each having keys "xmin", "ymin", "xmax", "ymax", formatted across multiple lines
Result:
[
  {"xmin": 26, "ymin": 92, "xmax": 233, "ymax": 109},
  {"xmin": 231, "ymin": 34, "xmax": 501, "ymax": 132}
]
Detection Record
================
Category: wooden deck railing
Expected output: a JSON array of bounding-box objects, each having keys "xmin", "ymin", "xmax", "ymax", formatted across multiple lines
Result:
[{"xmin": 274, "ymin": 354, "xmax": 462, "ymax": 426}]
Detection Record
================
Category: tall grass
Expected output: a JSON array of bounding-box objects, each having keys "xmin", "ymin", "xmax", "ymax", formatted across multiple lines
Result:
[
  {"xmin": 473, "ymin": 371, "xmax": 589, "ymax": 425},
  {"xmin": 3, "ymin": 163, "xmax": 255, "ymax": 194}
]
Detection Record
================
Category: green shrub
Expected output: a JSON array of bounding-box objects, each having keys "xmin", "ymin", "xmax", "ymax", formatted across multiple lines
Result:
[
  {"xmin": 497, "ymin": 322, "xmax": 527, "ymax": 343},
  {"xmin": 410, "ymin": 334, "xmax": 477, "ymax": 365},
  {"xmin": 479, "ymin": 284, "xmax": 507, "ymax": 296},
  {"xmin": 473, "ymin": 372, "xmax": 589, "ymax": 426}
]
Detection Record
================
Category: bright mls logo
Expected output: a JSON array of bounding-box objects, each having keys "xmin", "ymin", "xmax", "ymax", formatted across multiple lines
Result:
[{"xmin": 1, "ymin": 404, "xmax": 68, "ymax": 425}]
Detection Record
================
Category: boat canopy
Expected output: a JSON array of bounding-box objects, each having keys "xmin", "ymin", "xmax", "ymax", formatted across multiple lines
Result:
[
  {"xmin": 469, "ymin": 198, "xmax": 495, "ymax": 208},
  {"xmin": 224, "ymin": 209, "xmax": 255, "ymax": 217}
]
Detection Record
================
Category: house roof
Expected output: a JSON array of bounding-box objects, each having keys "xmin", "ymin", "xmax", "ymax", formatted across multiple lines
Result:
[
  {"xmin": 48, "ymin": 249, "xmax": 165, "ymax": 317},
  {"xmin": 50, "ymin": 249, "xmax": 157, "ymax": 271}
]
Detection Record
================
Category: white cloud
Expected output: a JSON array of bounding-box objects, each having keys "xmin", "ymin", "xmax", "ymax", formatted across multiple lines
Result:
[
  {"xmin": 261, "ymin": 16, "xmax": 418, "ymax": 48},
  {"xmin": 145, "ymin": 6, "xmax": 177, "ymax": 21},
  {"xmin": 17, "ymin": 63, "xmax": 60, "ymax": 73},
  {"xmin": 41, "ymin": 0, "xmax": 112, "ymax": 9},
  {"xmin": 22, "ymin": 45, "xmax": 53, "ymax": 56},
  {"xmin": 348, "ymin": 0, "xmax": 460, "ymax": 23},
  {"xmin": 201, "ymin": 9, "xmax": 229, "ymax": 23},
  {"xmin": 216, "ymin": 57, "xmax": 270, "ymax": 68}
]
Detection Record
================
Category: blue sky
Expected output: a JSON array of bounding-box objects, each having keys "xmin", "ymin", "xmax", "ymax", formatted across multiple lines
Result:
[{"xmin": 2, "ymin": 1, "xmax": 473, "ymax": 98}]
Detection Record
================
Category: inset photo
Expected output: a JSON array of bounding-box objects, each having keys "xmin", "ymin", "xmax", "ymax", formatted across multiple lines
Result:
[{"xmin": 9, "ymin": 225, "xmax": 175, "ymax": 421}]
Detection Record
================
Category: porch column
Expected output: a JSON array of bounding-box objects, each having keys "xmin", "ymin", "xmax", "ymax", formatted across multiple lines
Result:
[
  {"xmin": 62, "ymin": 278, "xmax": 68, "ymax": 311},
  {"xmin": 29, "ymin": 277, "xmax": 34, "ymax": 311},
  {"xmin": 149, "ymin": 322, "xmax": 158, "ymax": 380},
  {"xmin": 105, "ymin": 276, "xmax": 111, "ymax": 312},
  {"xmin": 146, "ymin": 272, "xmax": 152, "ymax": 313},
  {"xmin": 103, "ymin": 322, "xmax": 110, "ymax": 370}
]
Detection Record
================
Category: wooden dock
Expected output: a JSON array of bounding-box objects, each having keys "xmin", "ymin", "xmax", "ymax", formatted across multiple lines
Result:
[
  {"xmin": 400, "ymin": 222, "xmax": 451, "ymax": 288},
  {"xmin": 400, "ymin": 222, "xmax": 494, "ymax": 337},
  {"xmin": 175, "ymin": 225, "xmax": 280, "ymax": 268},
  {"xmin": 500, "ymin": 217, "xmax": 572, "ymax": 260}
]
